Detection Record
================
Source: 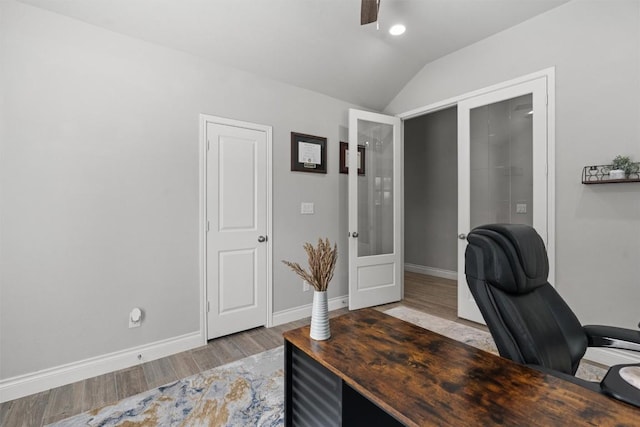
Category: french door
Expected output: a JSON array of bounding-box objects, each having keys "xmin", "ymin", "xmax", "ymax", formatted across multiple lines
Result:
[
  {"xmin": 457, "ymin": 77, "xmax": 549, "ymax": 323},
  {"xmin": 348, "ymin": 109, "xmax": 402, "ymax": 310}
]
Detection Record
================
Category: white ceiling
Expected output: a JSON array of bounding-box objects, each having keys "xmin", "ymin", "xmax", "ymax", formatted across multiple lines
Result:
[{"xmin": 19, "ymin": 0, "xmax": 570, "ymax": 111}]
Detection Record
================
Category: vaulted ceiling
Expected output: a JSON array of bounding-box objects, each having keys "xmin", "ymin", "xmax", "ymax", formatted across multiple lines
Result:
[{"xmin": 19, "ymin": 0, "xmax": 570, "ymax": 110}]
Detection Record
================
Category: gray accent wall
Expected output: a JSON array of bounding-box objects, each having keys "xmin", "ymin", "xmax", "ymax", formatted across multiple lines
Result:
[
  {"xmin": 404, "ymin": 107, "xmax": 458, "ymax": 272},
  {"xmin": 387, "ymin": 0, "xmax": 640, "ymax": 329},
  {"xmin": 0, "ymin": 1, "xmax": 356, "ymax": 380}
]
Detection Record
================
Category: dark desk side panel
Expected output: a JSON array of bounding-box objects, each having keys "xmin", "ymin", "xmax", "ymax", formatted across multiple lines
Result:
[{"xmin": 288, "ymin": 346, "xmax": 342, "ymax": 427}]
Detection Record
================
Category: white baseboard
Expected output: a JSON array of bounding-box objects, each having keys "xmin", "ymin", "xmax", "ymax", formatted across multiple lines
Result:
[
  {"xmin": 272, "ymin": 295, "xmax": 348, "ymax": 326},
  {"xmin": 0, "ymin": 332, "xmax": 204, "ymax": 403},
  {"xmin": 584, "ymin": 347, "xmax": 640, "ymax": 368},
  {"xmin": 404, "ymin": 263, "xmax": 457, "ymax": 281}
]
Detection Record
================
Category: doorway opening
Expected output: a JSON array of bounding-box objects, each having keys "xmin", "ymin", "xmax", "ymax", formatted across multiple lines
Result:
[{"xmin": 404, "ymin": 106, "xmax": 458, "ymax": 282}]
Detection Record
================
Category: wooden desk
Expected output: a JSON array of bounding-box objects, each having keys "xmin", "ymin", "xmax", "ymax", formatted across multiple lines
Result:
[{"xmin": 284, "ymin": 309, "xmax": 638, "ymax": 426}]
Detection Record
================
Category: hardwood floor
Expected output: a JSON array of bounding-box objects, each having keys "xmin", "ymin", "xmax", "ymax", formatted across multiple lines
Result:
[{"xmin": 0, "ymin": 273, "xmax": 461, "ymax": 427}]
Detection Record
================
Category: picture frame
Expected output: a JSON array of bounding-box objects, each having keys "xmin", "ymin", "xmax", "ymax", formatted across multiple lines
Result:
[
  {"xmin": 291, "ymin": 132, "xmax": 327, "ymax": 173},
  {"xmin": 339, "ymin": 141, "xmax": 365, "ymax": 175}
]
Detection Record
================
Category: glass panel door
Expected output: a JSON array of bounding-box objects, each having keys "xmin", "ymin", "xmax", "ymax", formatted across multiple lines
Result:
[
  {"xmin": 470, "ymin": 94, "xmax": 534, "ymax": 228},
  {"xmin": 348, "ymin": 109, "xmax": 402, "ymax": 310},
  {"xmin": 357, "ymin": 119, "xmax": 394, "ymax": 257},
  {"xmin": 458, "ymin": 77, "xmax": 548, "ymax": 323}
]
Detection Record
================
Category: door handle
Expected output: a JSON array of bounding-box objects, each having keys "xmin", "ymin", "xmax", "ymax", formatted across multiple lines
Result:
[
  {"xmin": 258, "ymin": 236, "xmax": 267, "ymax": 243},
  {"xmin": 352, "ymin": 232, "xmax": 359, "ymax": 238},
  {"xmin": 458, "ymin": 233, "xmax": 467, "ymax": 240}
]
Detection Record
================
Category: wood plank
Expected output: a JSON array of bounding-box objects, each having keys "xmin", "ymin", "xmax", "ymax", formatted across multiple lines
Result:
[
  {"xmin": 0, "ymin": 400, "xmax": 12, "ymax": 427},
  {"xmin": 41, "ymin": 382, "xmax": 85, "ymax": 425},
  {"xmin": 230, "ymin": 330, "xmax": 268, "ymax": 357},
  {"xmin": 247, "ymin": 327, "xmax": 283, "ymax": 350},
  {"xmin": 141, "ymin": 357, "xmax": 178, "ymax": 389},
  {"xmin": 0, "ymin": 390, "xmax": 49, "ymax": 427},
  {"xmin": 81, "ymin": 373, "xmax": 117, "ymax": 412},
  {"xmin": 210, "ymin": 336, "xmax": 246, "ymax": 364},
  {"xmin": 168, "ymin": 351, "xmax": 201, "ymax": 380},
  {"xmin": 284, "ymin": 309, "xmax": 639, "ymax": 427},
  {"xmin": 190, "ymin": 346, "xmax": 223, "ymax": 372},
  {"xmin": 115, "ymin": 366, "xmax": 149, "ymax": 400}
]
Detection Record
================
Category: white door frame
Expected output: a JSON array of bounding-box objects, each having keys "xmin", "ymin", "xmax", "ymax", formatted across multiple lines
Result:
[
  {"xmin": 199, "ymin": 114, "xmax": 273, "ymax": 344},
  {"xmin": 397, "ymin": 67, "xmax": 556, "ymax": 293}
]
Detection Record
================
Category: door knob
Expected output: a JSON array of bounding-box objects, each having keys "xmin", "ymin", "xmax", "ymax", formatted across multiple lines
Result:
[
  {"xmin": 258, "ymin": 236, "xmax": 267, "ymax": 243},
  {"xmin": 458, "ymin": 233, "xmax": 467, "ymax": 240},
  {"xmin": 352, "ymin": 232, "xmax": 359, "ymax": 238}
]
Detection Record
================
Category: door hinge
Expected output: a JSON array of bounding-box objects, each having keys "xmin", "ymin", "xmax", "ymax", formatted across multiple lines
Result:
[
  {"xmin": 206, "ymin": 140, "xmax": 210, "ymax": 151},
  {"xmin": 206, "ymin": 220, "xmax": 210, "ymax": 232},
  {"xmin": 207, "ymin": 301, "xmax": 210, "ymax": 312}
]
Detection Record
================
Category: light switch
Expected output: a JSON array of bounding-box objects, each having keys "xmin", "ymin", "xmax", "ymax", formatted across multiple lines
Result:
[
  {"xmin": 301, "ymin": 202, "xmax": 314, "ymax": 215},
  {"xmin": 516, "ymin": 203, "xmax": 527, "ymax": 214}
]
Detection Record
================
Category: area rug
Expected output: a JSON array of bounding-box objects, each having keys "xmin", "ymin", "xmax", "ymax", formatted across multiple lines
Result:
[
  {"xmin": 382, "ymin": 305, "xmax": 607, "ymax": 382},
  {"xmin": 47, "ymin": 347, "xmax": 284, "ymax": 427}
]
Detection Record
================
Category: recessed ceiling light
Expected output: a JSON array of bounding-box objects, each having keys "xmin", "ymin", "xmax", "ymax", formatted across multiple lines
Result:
[{"xmin": 389, "ymin": 24, "xmax": 406, "ymax": 36}]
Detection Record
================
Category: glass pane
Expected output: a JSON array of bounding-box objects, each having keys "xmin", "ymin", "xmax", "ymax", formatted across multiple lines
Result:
[
  {"xmin": 470, "ymin": 94, "xmax": 533, "ymax": 228},
  {"xmin": 357, "ymin": 119, "xmax": 394, "ymax": 257}
]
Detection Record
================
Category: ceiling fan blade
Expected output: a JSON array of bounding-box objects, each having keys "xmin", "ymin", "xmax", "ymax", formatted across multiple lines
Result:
[{"xmin": 361, "ymin": 0, "xmax": 379, "ymax": 25}]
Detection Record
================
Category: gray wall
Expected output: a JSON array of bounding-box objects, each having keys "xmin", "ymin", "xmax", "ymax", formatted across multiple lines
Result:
[
  {"xmin": 387, "ymin": 0, "xmax": 640, "ymax": 328},
  {"xmin": 404, "ymin": 107, "xmax": 458, "ymax": 271},
  {"xmin": 0, "ymin": 1, "xmax": 355, "ymax": 379}
]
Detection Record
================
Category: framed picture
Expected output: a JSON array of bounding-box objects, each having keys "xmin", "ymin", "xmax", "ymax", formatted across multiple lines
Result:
[
  {"xmin": 291, "ymin": 132, "xmax": 327, "ymax": 173},
  {"xmin": 339, "ymin": 142, "xmax": 365, "ymax": 175}
]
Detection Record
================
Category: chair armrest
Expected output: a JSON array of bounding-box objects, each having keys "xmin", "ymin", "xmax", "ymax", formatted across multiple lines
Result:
[{"xmin": 584, "ymin": 325, "xmax": 640, "ymax": 352}]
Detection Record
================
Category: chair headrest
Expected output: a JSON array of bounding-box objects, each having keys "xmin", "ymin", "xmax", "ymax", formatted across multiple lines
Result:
[{"xmin": 466, "ymin": 224, "xmax": 549, "ymax": 294}]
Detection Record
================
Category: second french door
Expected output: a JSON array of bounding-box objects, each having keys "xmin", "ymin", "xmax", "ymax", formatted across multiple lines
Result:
[{"xmin": 457, "ymin": 76, "xmax": 550, "ymax": 323}]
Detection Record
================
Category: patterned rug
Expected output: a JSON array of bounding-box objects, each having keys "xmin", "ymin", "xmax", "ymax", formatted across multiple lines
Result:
[
  {"xmin": 47, "ymin": 347, "xmax": 284, "ymax": 427},
  {"xmin": 48, "ymin": 306, "xmax": 607, "ymax": 426}
]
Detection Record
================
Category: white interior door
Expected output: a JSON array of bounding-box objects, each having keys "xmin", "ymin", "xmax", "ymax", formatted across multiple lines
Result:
[
  {"xmin": 205, "ymin": 118, "xmax": 270, "ymax": 339},
  {"xmin": 348, "ymin": 109, "xmax": 402, "ymax": 310},
  {"xmin": 457, "ymin": 77, "xmax": 549, "ymax": 323}
]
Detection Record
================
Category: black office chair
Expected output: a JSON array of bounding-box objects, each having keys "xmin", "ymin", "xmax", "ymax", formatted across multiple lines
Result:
[{"xmin": 464, "ymin": 224, "xmax": 640, "ymax": 405}]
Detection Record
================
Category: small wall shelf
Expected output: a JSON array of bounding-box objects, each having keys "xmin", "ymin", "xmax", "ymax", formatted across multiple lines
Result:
[{"xmin": 582, "ymin": 164, "xmax": 640, "ymax": 184}]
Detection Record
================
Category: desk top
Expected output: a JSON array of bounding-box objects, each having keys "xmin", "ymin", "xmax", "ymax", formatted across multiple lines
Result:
[{"xmin": 283, "ymin": 308, "xmax": 638, "ymax": 426}]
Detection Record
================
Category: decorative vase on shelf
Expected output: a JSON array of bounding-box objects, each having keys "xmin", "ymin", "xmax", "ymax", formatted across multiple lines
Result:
[
  {"xmin": 610, "ymin": 169, "xmax": 625, "ymax": 180},
  {"xmin": 310, "ymin": 290, "xmax": 330, "ymax": 340},
  {"xmin": 282, "ymin": 238, "xmax": 337, "ymax": 341}
]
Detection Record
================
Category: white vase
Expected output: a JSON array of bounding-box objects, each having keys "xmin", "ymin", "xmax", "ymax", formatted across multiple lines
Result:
[{"xmin": 310, "ymin": 291, "xmax": 330, "ymax": 340}]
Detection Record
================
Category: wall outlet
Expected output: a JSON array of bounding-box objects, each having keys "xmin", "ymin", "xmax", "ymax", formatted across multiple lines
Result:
[
  {"xmin": 300, "ymin": 202, "xmax": 314, "ymax": 215},
  {"xmin": 303, "ymin": 280, "xmax": 311, "ymax": 292},
  {"xmin": 129, "ymin": 307, "xmax": 142, "ymax": 328},
  {"xmin": 516, "ymin": 203, "xmax": 527, "ymax": 214}
]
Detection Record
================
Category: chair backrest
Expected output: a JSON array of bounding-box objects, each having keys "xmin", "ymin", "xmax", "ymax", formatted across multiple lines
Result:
[{"xmin": 465, "ymin": 224, "xmax": 588, "ymax": 375}]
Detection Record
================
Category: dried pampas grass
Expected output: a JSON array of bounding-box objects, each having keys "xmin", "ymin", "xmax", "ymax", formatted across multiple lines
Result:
[{"xmin": 282, "ymin": 238, "xmax": 337, "ymax": 292}]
